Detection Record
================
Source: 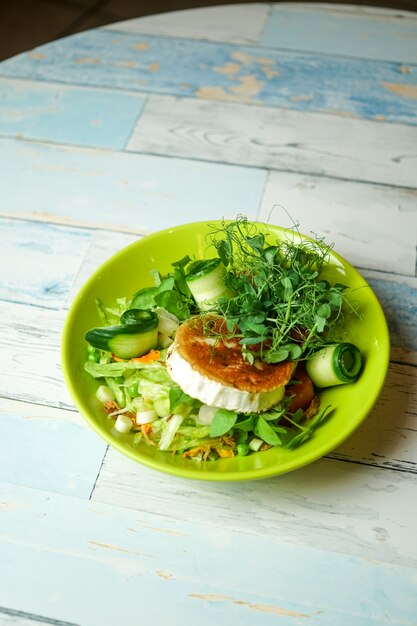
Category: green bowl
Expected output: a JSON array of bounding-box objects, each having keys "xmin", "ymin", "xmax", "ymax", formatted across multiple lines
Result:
[{"xmin": 61, "ymin": 221, "xmax": 390, "ymax": 481}]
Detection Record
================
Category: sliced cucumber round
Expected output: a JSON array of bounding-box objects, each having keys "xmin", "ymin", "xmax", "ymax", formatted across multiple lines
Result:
[{"xmin": 306, "ymin": 343, "xmax": 363, "ymax": 388}]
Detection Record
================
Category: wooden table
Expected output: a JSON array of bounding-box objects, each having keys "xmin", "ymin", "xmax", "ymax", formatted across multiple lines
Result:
[{"xmin": 1, "ymin": 3, "xmax": 416, "ymax": 624}]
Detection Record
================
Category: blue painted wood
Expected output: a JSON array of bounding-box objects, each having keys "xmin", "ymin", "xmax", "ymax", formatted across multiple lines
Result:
[
  {"xmin": 366, "ymin": 275, "xmax": 417, "ymax": 355},
  {"xmin": 0, "ymin": 78, "xmax": 147, "ymax": 150},
  {"xmin": 0, "ymin": 31, "xmax": 416, "ymax": 124},
  {"xmin": 0, "ymin": 138, "xmax": 265, "ymax": 231},
  {"xmin": 0, "ymin": 218, "xmax": 92, "ymax": 308},
  {"xmin": 0, "ymin": 411, "xmax": 106, "ymax": 498},
  {"xmin": 261, "ymin": 5, "xmax": 417, "ymax": 63},
  {"xmin": 0, "ymin": 482, "xmax": 416, "ymax": 626}
]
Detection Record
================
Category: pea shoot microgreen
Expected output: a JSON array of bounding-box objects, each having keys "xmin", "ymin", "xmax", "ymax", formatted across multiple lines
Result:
[{"xmin": 206, "ymin": 217, "xmax": 353, "ymax": 364}]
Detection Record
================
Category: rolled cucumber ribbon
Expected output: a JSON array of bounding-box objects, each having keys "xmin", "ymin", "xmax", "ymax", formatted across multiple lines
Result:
[
  {"xmin": 186, "ymin": 258, "xmax": 235, "ymax": 311},
  {"xmin": 306, "ymin": 343, "xmax": 362, "ymax": 388},
  {"xmin": 85, "ymin": 309, "xmax": 159, "ymax": 359}
]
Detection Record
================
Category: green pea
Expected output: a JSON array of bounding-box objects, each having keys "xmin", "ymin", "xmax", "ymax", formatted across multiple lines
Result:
[
  {"xmin": 237, "ymin": 442, "xmax": 250, "ymax": 456},
  {"xmin": 114, "ymin": 376, "xmax": 125, "ymax": 384},
  {"xmin": 87, "ymin": 353, "xmax": 100, "ymax": 363},
  {"xmin": 87, "ymin": 343, "xmax": 97, "ymax": 354}
]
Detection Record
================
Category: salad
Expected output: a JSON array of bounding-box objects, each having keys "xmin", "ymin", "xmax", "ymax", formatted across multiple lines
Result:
[{"xmin": 84, "ymin": 218, "xmax": 363, "ymax": 461}]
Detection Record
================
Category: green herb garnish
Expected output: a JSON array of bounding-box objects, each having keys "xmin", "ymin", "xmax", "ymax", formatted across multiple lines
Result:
[{"xmin": 206, "ymin": 217, "xmax": 353, "ymax": 363}]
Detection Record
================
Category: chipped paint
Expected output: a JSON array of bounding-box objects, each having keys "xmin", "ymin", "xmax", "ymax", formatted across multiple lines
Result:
[
  {"xmin": 88, "ymin": 540, "xmax": 137, "ymax": 554},
  {"xmin": 2, "ymin": 29, "xmax": 417, "ymax": 124},
  {"xmin": 190, "ymin": 593, "xmax": 233, "ymax": 602},
  {"xmin": 381, "ymin": 81, "xmax": 417, "ymax": 100},
  {"xmin": 214, "ymin": 62, "xmax": 241, "ymax": 78},
  {"xmin": 110, "ymin": 61, "xmax": 137, "ymax": 69},
  {"xmin": 75, "ymin": 57, "xmax": 101, "ymax": 65},
  {"xmin": 28, "ymin": 52, "xmax": 46, "ymax": 60},
  {"xmin": 290, "ymin": 94, "xmax": 314, "ymax": 102},
  {"xmin": 196, "ymin": 85, "xmax": 236, "ymax": 101},
  {"xmin": 230, "ymin": 51, "xmax": 275, "ymax": 67},
  {"xmin": 196, "ymin": 84, "xmax": 256, "ymax": 104},
  {"xmin": 197, "ymin": 73, "xmax": 263, "ymax": 103},
  {"xmin": 133, "ymin": 42, "xmax": 150, "ymax": 51},
  {"xmin": 155, "ymin": 570, "xmax": 173, "ymax": 580},
  {"xmin": 190, "ymin": 593, "xmax": 316, "ymax": 617},
  {"xmin": 148, "ymin": 63, "xmax": 160, "ymax": 73},
  {"xmin": 231, "ymin": 50, "xmax": 252, "ymax": 65},
  {"xmin": 261, "ymin": 65, "xmax": 279, "ymax": 79},
  {"xmin": 230, "ymin": 75, "xmax": 264, "ymax": 99},
  {"xmin": 234, "ymin": 600, "xmax": 313, "ymax": 617}
]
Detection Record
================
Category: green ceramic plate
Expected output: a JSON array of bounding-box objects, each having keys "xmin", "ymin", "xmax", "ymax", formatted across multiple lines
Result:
[{"xmin": 61, "ymin": 221, "xmax": 390, "ymax": 481}]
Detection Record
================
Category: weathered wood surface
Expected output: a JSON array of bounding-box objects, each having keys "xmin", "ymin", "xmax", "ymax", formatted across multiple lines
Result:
[
  {"xmin": 109, "ymin": 2, "xmax": 417, "ymax": 65},
  {"xmin": 127, "ymin": 93, "xmax": 417, "ymax": 188},
  {"xmin": 1, "ymin": 3, "xmax": 417, "ymax": 625},
  {"xmin": 1, "ymin": 482, "xmax": 416, "ymax": 626},
  {"xmin": 0, "ymin": 138, "xmax": 264, "ymax": 233},
  {"xmin": 1, "ymin": 29, "xmax": 417, "ymax": 124}
]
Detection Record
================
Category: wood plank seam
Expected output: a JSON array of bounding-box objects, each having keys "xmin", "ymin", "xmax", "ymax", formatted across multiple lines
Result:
[{"xmin": 0, "ymin": 606, "xmax": 80, "ymax": 626}]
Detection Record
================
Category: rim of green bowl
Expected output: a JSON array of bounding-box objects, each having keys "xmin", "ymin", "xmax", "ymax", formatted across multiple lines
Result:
[{"xmin": 61, "ymin": 220, "xmax": 390, "ymax": 481}]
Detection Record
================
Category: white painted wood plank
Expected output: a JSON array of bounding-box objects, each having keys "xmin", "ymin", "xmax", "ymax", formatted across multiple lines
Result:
[
  {"xmin": 0, "ymin": 301, "xmax": 72, "ymax": 410},
  {"xmin": 0, "ymin": 218, "xmax": 92, "ymax": 309},
  {"xmin": 328, "ymin": 363, "xmax": 417, "ymax": 473},
  {"xmin": 127, "ymin": 94, "xmax": 417, "ymax": 189},
  {"xmin": 92, "ymin": 442, "xmax": 417, "ymax": 568},
  {"xmin": 0, "ymin": 138, "xmax": 264, "ymax": 233},
  {"xmin": 1, "ymin": 482, "xmax": 416, "ymax": 626},
  {"xmin": 0, "ymin": 398, "xmax": 106, "ymax": 498},
  {"xmin": 105, "ymin": 4, "xmax": 271, "ymax": 44},
  {"xmin": 259, "ymin": 170, "xmax": 417, "ymax": 276},
  {"xmin": 261, "ymin": 3, "xmax": 417, "ymax": 63},
  {"xmin": 285, "ymin": 3, "xmax": 417, "ymax": 19}
]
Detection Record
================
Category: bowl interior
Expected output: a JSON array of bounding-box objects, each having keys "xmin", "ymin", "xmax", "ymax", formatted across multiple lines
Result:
[{"xmin": 62, "ymin": 221, "xmax": 390, "ymax": 481}]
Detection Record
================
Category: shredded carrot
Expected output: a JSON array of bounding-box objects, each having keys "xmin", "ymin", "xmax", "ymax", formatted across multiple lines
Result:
[
  {"xmin": 182, "ymin": 445, "xmax": 211, "ymax": 459},
  {"xmin": 131, "ymin": 349, "xmax": 161, "ymax": 364},
  {"xmin": 217, "ymin": 448, "xmax": 235, "ymax": 458},
  {"xmin": 141, "ymin": 423, "xmax": 153, "ymax": 435},
  {"xmin": 111, "ymin": 349, "xmax": 161, "ymax": 364}
]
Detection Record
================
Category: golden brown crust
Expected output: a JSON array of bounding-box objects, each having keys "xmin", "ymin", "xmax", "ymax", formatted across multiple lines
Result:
[{"xmin": 174, "ymin": 316, "xmax": 295, "ymax": 393}]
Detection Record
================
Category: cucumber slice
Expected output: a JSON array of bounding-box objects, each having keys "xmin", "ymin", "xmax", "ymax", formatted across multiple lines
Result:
[
  {"xmin": 186, "ymin": 258, "xmax": 235, "ymax": 311},
  {"xmin": 85, "ymin": 309, "xmax": 158, "ymax": 359},
  {"xmin": 306, "ymin": 343, "xmax": 363, "ymax": 388}
]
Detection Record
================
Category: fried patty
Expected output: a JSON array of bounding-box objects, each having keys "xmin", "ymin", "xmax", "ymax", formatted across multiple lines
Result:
[{"xmin": 166, "ymin": 316, "xmax": 295, "ymax": 412}]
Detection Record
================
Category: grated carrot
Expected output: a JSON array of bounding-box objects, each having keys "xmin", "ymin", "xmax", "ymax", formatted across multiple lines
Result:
[
  {"xmin": 111, "ymin": 349, "xmax": 161, "ymax": 364},
  {"xmin": 131, "ymin": 349, "xmax": 161, "ymax": 364}
]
